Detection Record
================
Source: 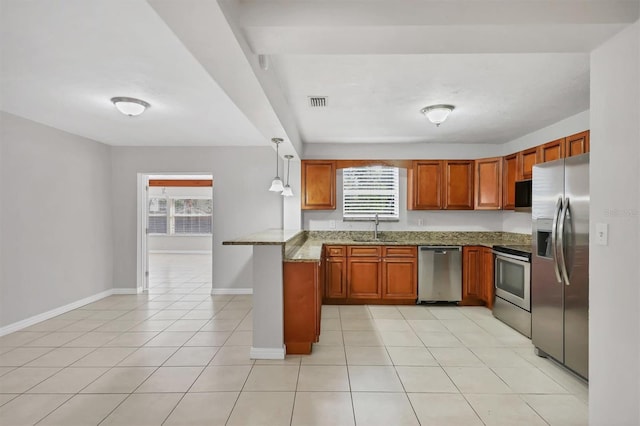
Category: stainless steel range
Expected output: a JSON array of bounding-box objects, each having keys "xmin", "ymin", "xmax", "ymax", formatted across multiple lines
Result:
[{"xmin": 492, "ymin": 245, "xmax": 532, "ymax": 338}]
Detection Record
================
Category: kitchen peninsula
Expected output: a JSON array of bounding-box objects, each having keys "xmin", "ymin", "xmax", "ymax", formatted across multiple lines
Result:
[{"xmin": 224, "ymin": 229, "xmax": 530, "ymax": 359}]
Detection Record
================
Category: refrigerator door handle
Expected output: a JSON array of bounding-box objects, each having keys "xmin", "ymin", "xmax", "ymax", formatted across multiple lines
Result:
[
  {"xmin": 551, "ymin": 197, "xmax": 563, "ymax": 283},
  {"xmin": 558, "ymin": 197, "xmax": 571, "ymax": 285}
]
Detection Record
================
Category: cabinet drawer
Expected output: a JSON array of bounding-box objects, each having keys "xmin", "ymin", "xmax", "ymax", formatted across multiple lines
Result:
[
  {"xmin": 326, "ymin": 245, "xmax": 346, "ymax": 257},
  {"xmin": 348, "ymin": 246, "xmax": 382, "ymax": 257},
  {"xmin": 383, "ymin": 246, "xmax": 417, "ymax": 258}
]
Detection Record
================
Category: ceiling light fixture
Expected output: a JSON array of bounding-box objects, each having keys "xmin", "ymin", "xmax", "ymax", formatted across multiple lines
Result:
[
  {"xmin": 420, "ymin": 104, "xmax": 455, "ymax": 127},
  {"xmin": 281, "ymin": 155, "xmax": 294, "ymax": 197},
  {"xmin": 268, "ymin": 138, "xmax": 284, "ymax": 192},
  {"xmin": 111, "ymin": 96, "xmax": 150, "ymax": 117}
]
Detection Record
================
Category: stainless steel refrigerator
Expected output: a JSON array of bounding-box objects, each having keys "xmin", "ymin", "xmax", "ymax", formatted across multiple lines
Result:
[{"xmin": 532, "ymin": 153, "xmax": 589, "ymax": 380}]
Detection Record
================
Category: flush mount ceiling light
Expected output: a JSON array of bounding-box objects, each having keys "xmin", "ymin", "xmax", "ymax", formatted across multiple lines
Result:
[
  {"xmin": 268, "ymin": 138, "xmax": 285, "ymax": 192},
  {"xmin": 281, "ymin": 155, "xmax": 294, "ymax": 197},
  {"xmin": 111, "ymin": 96, "xmax": 150, "ymax": 117},
  {"xmin": 420, "ymin": 104, "xmax": 455, "ymax": 127}
]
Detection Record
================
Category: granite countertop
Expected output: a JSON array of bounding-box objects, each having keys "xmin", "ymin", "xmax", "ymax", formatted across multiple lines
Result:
[
  {"xmin": 285, "ymin": 231, "xmax": 532, "ymax": 262},
  {"xmin": 222, "ymin": 229, "xmax": 304, "ymax": 245}
]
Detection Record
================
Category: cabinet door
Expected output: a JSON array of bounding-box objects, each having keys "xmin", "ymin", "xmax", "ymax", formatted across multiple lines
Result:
[
  {"xmin": 539, "ymin": 138, "xmax": 565, "ymax": 163},
  {"xmin": 565, "ymin": 130, "xmax": 590, "ymax": 157},
  {"xmin": 482, "ymin": 247, "xmax": 495, "ymax": 309},
  {"xmin": 502, "ymin": 154, "xmax": 517, "ymax": 210},
  {"xmin": 347, "ymin": 258, "xmax": 381, "ymax": 299},
  {"xmin": 325, "ymin": 257, "xmax": 347, "ymax": 299},
  {"xmin": 461, "ymin": 246, "xmax": 484, "ymax": 305},
  {"xmin": 475, "ymin": 157, "xmax": 503, "ymax": 210},
  {"xmin": 382, "ymin": 257, "xmax": 417, "ymax": 299},
  {"xmin": 301, "ymin": 160, "xmax": 336, "ymax": 210},
  {"xmin": 284, "ymin": 261, "xmax": 318, "ymax": 354},
  {"xmin": 408, "ymin": 160, "xmax": 443, "ymax": 210},
  {"xmin": 444, "ymin": 160, "xmax": 474, "ymax": 210},
  {"xmin": 518, "ymin": 147, "xmax": 539, "ymax": 181}
]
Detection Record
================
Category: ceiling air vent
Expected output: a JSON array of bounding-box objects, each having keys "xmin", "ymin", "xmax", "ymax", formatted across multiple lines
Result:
[{"xmin": 308, "ymin": 96, "xmax": 327, "ymax": 107}]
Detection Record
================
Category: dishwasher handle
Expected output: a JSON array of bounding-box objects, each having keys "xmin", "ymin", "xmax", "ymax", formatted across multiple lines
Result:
[{"xmin": 419, "ymin": 246, "xmax": 462, "ymax": 255}]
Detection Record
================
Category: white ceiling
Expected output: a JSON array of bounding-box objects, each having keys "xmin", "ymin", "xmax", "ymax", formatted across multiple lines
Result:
[{"xmin": 0, "ymin": 0, "xmax": 638, "ymax": 149}]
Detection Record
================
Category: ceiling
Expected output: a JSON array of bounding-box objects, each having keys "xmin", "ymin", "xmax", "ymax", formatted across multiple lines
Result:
[{"xmin": 1, "ymin": 0, "xmax": 638, "ymax": 151}]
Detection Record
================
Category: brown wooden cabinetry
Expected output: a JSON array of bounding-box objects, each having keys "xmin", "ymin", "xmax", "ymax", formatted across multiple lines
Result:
[
  {"xmin": 539, "ymin": 138, "xmax": 565, "ymax": 163},
  {"xmin": 408, "ymin": 160, "xmax": 443, "ymax": 209},
  {"xmin": 475, "ymin": 157, "xmax": 503, "ymax": 210},
  {"xmin": 408, "ymin": 160, "xmax": 473, "ymax": 210},
  {"xmin": 461, "ymin": 246, "xmax": 495, "ymax": 307},
  {"xmin": 502, "ymin": 154, "xmax": 517, "ymax": 210},
  {"xmin": 517, "ymin": 147, "xmax": 539, "ymax": 181},
  {"xmin": 565, "ymin": 130, "xmax": 590, "ymax": 157},
  {"xmin": 283, "ymin": 261, "xmax": 321, "ymax": 354},
  {"xmin": 347, "ymin": 257, "xmax": 381, "ymax": 299},
  {"xmin": 301, "ymin": 160, "xmax": 336, "ymax": 210},
  {"xmin": 444, "ymin": 160, "xmax": 475, "ymax": 209},
  {"xmin": 324, "ymin": 245, "xmax": 416, "ymax": 304}
]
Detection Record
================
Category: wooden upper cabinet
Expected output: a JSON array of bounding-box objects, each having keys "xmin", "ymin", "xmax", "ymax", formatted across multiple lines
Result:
[
  {"xmin": 475, "ymin": 157, "xmax": 502, "ymax": 210},
  {"xmin": 408, "ymin": 160, "xmax": 443, "ymax": 210},
  {"xmin": 301, "ymin": 160, "xmax": 336, "ymax": 210},
  {"xmin": 565, "ymin": 130, "xmax": 590, "ymax": 157},
  {"xmin": 502, "ymin": 154, "xmax": 517, "ymax": 210},
  {"xmin": 444, "ymin": 160, "xmax": 474, "ymax": 210},
  {"xmin": 539, "ymin": 138, "xmax": 565, "ymax": 163},
  {"xmin": 517, "ymin": 147, "xmax": 539, "ymax": 181}
]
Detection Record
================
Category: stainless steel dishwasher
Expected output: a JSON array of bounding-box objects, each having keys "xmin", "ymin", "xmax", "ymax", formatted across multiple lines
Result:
[{"xmin": 417, "ymin": 246, "xmax": 462, "ymax": 303}]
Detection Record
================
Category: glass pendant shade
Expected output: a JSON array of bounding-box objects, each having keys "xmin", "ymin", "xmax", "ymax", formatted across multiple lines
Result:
[
  {"xmin": 281, "ymin": 185, "xmax": 293, "ymax": 197},
  {"xmin": 269, "ymin": 177, "xmax": 284, "ymax": 192}
]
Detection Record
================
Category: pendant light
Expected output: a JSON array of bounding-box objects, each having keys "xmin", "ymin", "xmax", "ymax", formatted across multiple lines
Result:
[
  {"xmin": 420, "ymin": 104, "xmax": 455, "ymax": 126},
  {"xmin": 268, "ymin": 138, "xmax": 284, "ymax": 192},
  {"xmin": 281, "ymin": 155, "xmax": 294, "ymax": 197}
]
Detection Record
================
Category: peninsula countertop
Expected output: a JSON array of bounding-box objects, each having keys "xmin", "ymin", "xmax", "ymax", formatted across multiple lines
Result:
[{"xmin": 222, "ymin": 229, "xmax": 304, "ymax": 245}]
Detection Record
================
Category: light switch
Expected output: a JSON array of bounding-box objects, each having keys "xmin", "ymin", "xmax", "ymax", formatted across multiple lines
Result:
[
  {"xmin": 596, "ymin": 223, "xmax": 608, "ymax": 246},
  {"xmin": 418, "ymin": 218, "xmax": 425, "ymax": 226}
]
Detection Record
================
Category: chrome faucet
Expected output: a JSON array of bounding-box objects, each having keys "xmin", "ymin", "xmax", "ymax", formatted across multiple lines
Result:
[{"xmin": 373, "ymin": 213, "xmax": 379, "ymax": 240}]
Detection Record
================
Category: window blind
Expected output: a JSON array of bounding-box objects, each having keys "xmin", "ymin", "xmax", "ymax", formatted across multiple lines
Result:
[{"xmin": 343, "ymin": 166, "xmax": 399, "ymax": 220}]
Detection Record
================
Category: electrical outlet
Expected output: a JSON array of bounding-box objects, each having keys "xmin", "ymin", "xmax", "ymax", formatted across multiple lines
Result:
[
  {"xmin": 418, "ymin": 218, "xmax": 425, "ymax": 226},
  {"xmin": 329, "ymin": 220, "xmax": 336, "ymax": 229},
  {"xmin": 596, "ymin": 223, "xmax": 608, "ymax": 245}
]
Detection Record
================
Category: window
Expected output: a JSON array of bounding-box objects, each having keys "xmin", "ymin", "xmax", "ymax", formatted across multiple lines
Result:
[
  {"xmin": 343, "ymin": 166, "xmax": 399, "ymax": 220},
  {"xmin": 148, "ymin": 197, "xmax": 212, "ymax": 235}
]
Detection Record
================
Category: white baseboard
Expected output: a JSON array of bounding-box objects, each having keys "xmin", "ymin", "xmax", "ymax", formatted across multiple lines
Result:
[
  {"xmin": 149, "ymin": 250, "xmax": 212, "ymax": 255},
  {"xmin": 112, "ymin": 288, "xmax": 140, "ymax": 295},
  {"xmin": 0, "ymin": 289, "xmax": 115, "ymax": 337},
  {"xmin": 210, "ymin": 288, "xmax": 253, "ymax": 295},
  {"xmin": 250, "ymin": 346, "xmax": 286, "ymax": 360}
]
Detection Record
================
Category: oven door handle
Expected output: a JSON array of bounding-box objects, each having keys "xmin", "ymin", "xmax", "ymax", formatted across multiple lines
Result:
[{"xmin": 551, "ymin": 197, "xmax": 563, "ymax": 284}]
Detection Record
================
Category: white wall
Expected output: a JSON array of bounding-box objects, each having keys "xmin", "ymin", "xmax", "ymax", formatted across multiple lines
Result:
[
  {"xmin": 0, "ymin": 112, "xmax": 114, "ymax": 328},
  {"xmin": 589, "ymin": 21, "xmax": 640, "ymax": 425},
  {"xmin": 111, "ymin": 146, "xmax": 281, "ymax": 291},
  {"xmin": 147, "ymin": 185, "xmax": 213, "ymax": 253}
]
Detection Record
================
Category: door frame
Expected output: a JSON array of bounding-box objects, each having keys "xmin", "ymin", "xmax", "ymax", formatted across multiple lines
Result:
[{"xmin": 136, "ymin": 172, "xmax": 214, "ymax": 292}]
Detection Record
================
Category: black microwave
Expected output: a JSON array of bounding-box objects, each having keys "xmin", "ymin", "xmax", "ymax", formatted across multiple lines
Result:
[{"xmin": 515, "ymin": 180, "xmax": 532, "ymax": 212}]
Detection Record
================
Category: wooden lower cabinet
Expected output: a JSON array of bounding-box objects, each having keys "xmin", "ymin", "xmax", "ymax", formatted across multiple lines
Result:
[
  {"xmin": 283, "ymin": 261, "xmax": 321, "ymax": 354},
  {"xmin": 461, "ymin": 246, "xmax": 495, "ymax": 307},
  {"xmin": 347, "ymin": 258, "xmax": 381, "ymax": 299},
  {"xmin": 324, "ymin": 245, "xmax": 417, "ymax": 304},
  {"xmin": 382, "ymin": 258, "xmax": 417, "ymax": 299}
]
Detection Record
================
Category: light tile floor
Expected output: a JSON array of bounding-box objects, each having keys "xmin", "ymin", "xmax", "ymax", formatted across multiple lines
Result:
[{"xmin": 0, "ymin": 254, "xmax": 589, "ymax": 425}]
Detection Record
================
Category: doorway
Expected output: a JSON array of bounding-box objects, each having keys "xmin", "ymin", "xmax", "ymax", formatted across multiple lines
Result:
[{"xmin": 137, "ymin": 173, "xmax": 214, "ymax": 293}]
